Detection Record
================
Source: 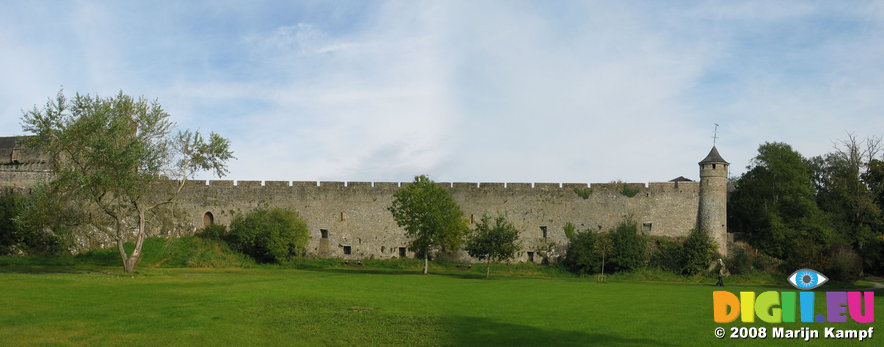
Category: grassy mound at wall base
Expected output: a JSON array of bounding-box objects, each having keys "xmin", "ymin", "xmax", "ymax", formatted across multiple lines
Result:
[
  {"xmin": 0, "ymin": 236, "xmax": 253, "ymax": 269},
  {"xmin": 77, "ymin": 237, "xmax": 254, "ymax": 268}
]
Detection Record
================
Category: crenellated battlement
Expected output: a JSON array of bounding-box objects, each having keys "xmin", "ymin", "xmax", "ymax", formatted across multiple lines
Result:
[
  {"xmin": 163, "ymin": 176, "xmax": 710, "ymax": 261},
  {"xmin": 175, "ymin": 179, "xmax": 700, "ymax": 194}
]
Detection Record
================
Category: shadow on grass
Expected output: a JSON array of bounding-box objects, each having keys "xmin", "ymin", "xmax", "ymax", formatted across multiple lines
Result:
[
  {"xmin": 0, "ymin": 264, "xmax": 118, "ymax": 275},
  {"xmin": 442, "ymin": 315, "xmax": 670, "ymax": 346},
  {"xmin": 251, "ymin": 297, "xmax": 670, "ymax": 346},
  {"xmin": 294, "ymin": 266, "xmax": 491, "ymax": 280}
]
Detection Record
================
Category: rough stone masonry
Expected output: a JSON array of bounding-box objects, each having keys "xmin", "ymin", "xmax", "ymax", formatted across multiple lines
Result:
[{"xmin": 0, "ymin": 136, "xmax": 729, "ymax": 262}]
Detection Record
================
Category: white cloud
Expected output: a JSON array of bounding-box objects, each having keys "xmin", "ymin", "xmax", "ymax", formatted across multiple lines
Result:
[
  {"xmin": 184, "ymin": 5, "xmax": 458, "ymax": 182},
  {"xmin": 2, "ymin": 1, "xmax": 884, "ymax": 184}
]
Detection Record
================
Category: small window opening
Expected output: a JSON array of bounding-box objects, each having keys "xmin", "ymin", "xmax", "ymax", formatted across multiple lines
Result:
[
  {"xmin": 398, "ymin": 247, "xmax": 406, "ymax": 257},
  {"xmin": 320, "ymin": 229, "xmax": 328, "ymax": 239},
  {"xmin": 527, "ymin": 251, "xmax": 534, "ymax": 262},
  {"xmin": 540, "ymin": 226, "xmax": 548, "ymax": 238},
  {"xmin": 712, "ymin": 164, "xmax": 716, "ymax": 169},
  {"xmin": 470, "ymin": 214, "xmax": 475, "ymax": 224},
  {"xmin": 11, "ymin": 149, "xmax": 21, "ymax": 164},
  {"xmin": 339, "ymin": 211, "xmax": 345, "ymax": 221},
  {"xmin": 203, "ymin": 212, "xmax": 214, "ymax": 227},
  {"xmin": 642, "ymin": 222, "xmax": 652, "ymax": 232},
  {"xmin": 343, "ymin": 246, "xmax": 351, "ymax": 255}
]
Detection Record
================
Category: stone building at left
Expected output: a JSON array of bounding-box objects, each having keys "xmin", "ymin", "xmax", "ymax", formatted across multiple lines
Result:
[{"xmin": 0, "ymin": 136, "xmax": 50, "ymax": 188}]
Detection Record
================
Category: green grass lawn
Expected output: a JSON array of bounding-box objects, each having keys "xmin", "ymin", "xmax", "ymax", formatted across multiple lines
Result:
[{"xmin": 0, "ymin": 265, "xmax": 881, "ymax": 346}]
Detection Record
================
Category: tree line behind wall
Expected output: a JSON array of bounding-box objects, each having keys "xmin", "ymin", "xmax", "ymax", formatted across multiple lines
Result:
[{"xmin": 728, "ymin": 136, "xmax": 884, "ymax": 278}]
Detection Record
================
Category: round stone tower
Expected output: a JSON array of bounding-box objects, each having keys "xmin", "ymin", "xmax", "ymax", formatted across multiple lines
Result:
[{"xmin": 698, "ymin": 146, "xmax": 728, "ymax": 256}]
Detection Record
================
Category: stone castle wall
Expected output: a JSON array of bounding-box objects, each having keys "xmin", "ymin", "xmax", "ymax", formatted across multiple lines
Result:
[
  {"xmin": 0, "ymin": 137, "xmax": 51, "ymax": 188},
  {"xmin": 0, "ymin": 168, "xmax": 50, "ymax": 189},
  {"xmin": 2, "ymin": 135, "xmax": 725, "ymax": 262},
  {"xmin": 172, "ymin": 180, "xmax": 703, "ymax": 262}
]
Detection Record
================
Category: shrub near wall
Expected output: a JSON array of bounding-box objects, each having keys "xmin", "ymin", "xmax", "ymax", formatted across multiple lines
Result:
[
  {"xmin": 227, "ymin": 208, "xmax": 310, "ymax": 263},
  {"xmin": 724, "ymin": 242, "xmax": 784, "ymax": 275},
  {"xmin": 0, "ymin": 189, "xmax": 22, "ymax": 255},
  {"xmin": 562, "ymin": 231, "xmax": 600, "ymax": 274},
  {"xmin": 859, "ymin": 236, "xmax": 884, "ymax": 276},
  {"xmin": 680, "ymin": 229, "xmax": 718, "ymax": 275},
  {"xmin": 824, "ymin": 244, "xmax": 863, "ymax": 281},
  {"xmin": 607, "ymin": 218, "xmax": 646, "ymax": 273},
  {"xmin": 198, "ymin": 224, "xmax": 228, "ymax": 241},
  {"xmin": 647, "ymin": 230, "xmax": 717, "ymax": 275},
  {"xmin": 0, "ymin": 188, "xmax": 67, "ymax": 256},
  {"xmin": 649, "ymin": 237, "xmax": 683, "ymax": 273},
  {"xmin": 724, "ymin": 245, "xmax": 752, "ymax": 275},
  {"xmin": 563, "ymin": 218, "xmax": 647, "ymax": 275}
]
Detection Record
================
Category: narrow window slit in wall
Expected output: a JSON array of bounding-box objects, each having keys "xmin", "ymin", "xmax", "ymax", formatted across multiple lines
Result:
[
  {"xmin": 343, "ymin": 246, "xmax": 351, "ymax": 255},
  {"xmin": 540, "ymin": 226, "xmax": 547, "ymax": 238},
  {"xmin": 399, "ymin": 247, "xmax": 406, "ymax": 257},
  {"xmin": 320, "ymin": 229, "xmax": 328, "ymax": 239}
]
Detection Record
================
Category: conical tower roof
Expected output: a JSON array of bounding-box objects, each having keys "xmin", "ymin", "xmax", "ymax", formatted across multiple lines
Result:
[{"xmin": 699, "ymin": 146, "xmax": 728, "ymax": 164}]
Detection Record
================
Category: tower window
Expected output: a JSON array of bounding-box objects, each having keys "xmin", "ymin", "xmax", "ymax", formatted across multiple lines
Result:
[
  {"xmin": 343, "ymin": 246, "xmax": 351, "ymax": 255},
  {"xmin": 399, "ymin": 247, "xmax": 406, "ymax": 257},
  {"xmin": 642, "ymin": 222, "xmax": 652, "ymax": 232},
  {"xmin": 320, "ymin": 229, "xmax": 328, "ymax": 239},
  {"xmin": 540, "ymin": 226, "xmax": 548, "ymax": 238},
  {"xmin": 712, "ymin": 164, "xmax": 716, "ymax": 169},
  {"xmin": 527, "ymin": 251, "xmax": 535, "ymax": 262}
]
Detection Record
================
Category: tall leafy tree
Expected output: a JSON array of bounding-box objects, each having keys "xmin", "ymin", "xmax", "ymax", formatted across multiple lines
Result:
[
  {"xmin": 388, "ymin": 175, "xmax": 467, "ymax": 274},
  {"xmin": 21, "ymin": 90, "xmax": 233, "ymax": 273},
  {"xmin": 593, "ymin": 232, "xmax": 613, "ymax": 278},
  {"xmin": 728, "ymin": 142, "xmax": 832, "ymax": 268},
  {"xmin": 865, "ymin": 159, "xmax": 884, "ymax": 208},
  {"xmin": 465, "ymin": 214, "xmax": 520, "ymax": 279},
  {"xmin": 862, "ymin": 159, "xmax": 884, "ymax": 274},
  {"xmin": 810, "ymin": 135, "xmax": 882, "ymax": 249}
]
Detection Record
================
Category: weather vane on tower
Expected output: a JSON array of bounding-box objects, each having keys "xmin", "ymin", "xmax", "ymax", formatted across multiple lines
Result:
[{"xmin": 712, "ymin": 123, "xmax": 720, "ymax": 147}]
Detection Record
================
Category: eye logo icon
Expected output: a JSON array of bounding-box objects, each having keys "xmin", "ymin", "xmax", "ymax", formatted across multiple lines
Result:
[{"xmin": 787, "ymin": 269, "xmax": 828, "ymax": 290}]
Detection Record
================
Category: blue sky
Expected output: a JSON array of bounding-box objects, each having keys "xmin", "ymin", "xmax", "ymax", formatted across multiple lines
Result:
[{"xmin": 2, "ymin": 1, "xmax": 883, "ymax": 184}]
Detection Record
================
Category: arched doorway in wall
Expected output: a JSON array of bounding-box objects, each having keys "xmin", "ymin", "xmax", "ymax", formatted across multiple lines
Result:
[{"xmin": 203, "ymin": 211, "xmax": 214, "ymax": 227}]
